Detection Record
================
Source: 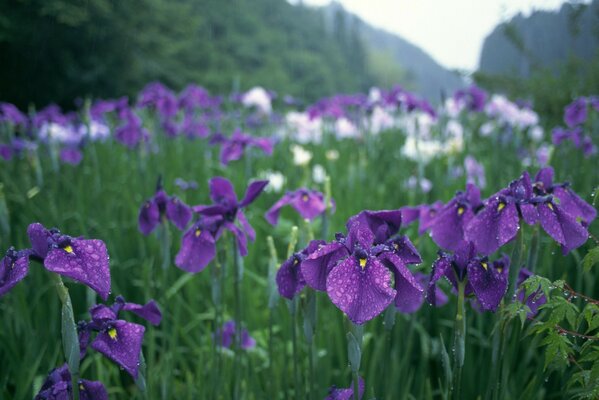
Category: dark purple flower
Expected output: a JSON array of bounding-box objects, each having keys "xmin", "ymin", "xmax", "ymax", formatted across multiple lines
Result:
[
  {"xmin": 35, "ymin": 364, "xmax": 107, "ymax": 400},
  {"xmin": 137, "ymin": 82, "xmax": 178, "ymax": 117},
  {"xmin": 60, "ymin": 147, "xmax": 83, "ymax": 165},
  {"xmin": 192, "ymin": 177, "xmax": 268, "ymax": 256},
  {"xmin": 428, "ymin": 243, "xmax": 509, "ymax": 312},
  {"xmin": 515, "ymin": 268, "xmax": 546, "ymax": 317},
  {"xmin": 175, "ymin": 215, "xmax": 221, "ymax": 273},
  {"xmin": 138, "ymin": 186, "xmax": 192, "ymax": 235},
  {"xmin": 276, "ymin": 240, "xmax": 325, "ymax": 299},
  {"xmin": 0, "ymin": 102, "xmax": 28, "ymax": 127},
  {"xmin": 302, "ymin": 219, "xmax": 422, "ymax": 325},
  {"xmin": 178, "ymin": 84, "xmax": 215, "ymax": 111},
  {"xmin": 115, "ymin": 111, "xmax": 148, "ymax": 149},
  {"xmin": 265, "ymin": 189, "xmax": 332, "ymax": 225},
  {"xmin": 325, "ymin": 376, "xmax": 364, "ymax": 400},
  {"xmin": 564, "ymin": 97, "xmax": 588, "ymax": 127},
  {"xmin": 79, "ymin": 296, "xmax": 161, "ymax": 378},
  {"xmin": 216, "ymin": 129, "xmax": 274, "ymax": 166},
  {"xmin": 215, "ymin": 320, "xmax": 256, "ymax": 350},
  {"xmin": 23, "ymin": 223, "xmax": 111, "ymax": 300},
  {"xmin": 429, "ymin": 184, "xmax": 482, "ymax": 251},
  {"xmin": 0, "ymin": 248, "xmax": 30, "ymax": 297},
  {"xmin": 400, "ymin": 201, "xmax": 444, "ymax": 235}
]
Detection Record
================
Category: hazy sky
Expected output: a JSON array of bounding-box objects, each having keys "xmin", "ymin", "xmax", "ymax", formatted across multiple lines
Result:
[{"xmin": 298, "ymin": 0, "xmax": 578, "ymax": 71}]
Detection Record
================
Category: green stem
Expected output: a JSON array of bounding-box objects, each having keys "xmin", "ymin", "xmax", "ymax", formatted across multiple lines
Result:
[
  {"xmin": 452, "ymin": 280, "xmax": 466, "ymax": 400},
  {"xmin": 347, "ymin": 323, "xmax": 363, "ymax": 400},
  {"xmin": 232, "ymin": 236, "xmax": 243, "ymax": 399},
  {"xmin": 51, "ymin": 274, "xmax": 80, "ymax": 400},
  {"xmin": 290, "ymin": 297, "xmax": 301, "ymax": 398}
]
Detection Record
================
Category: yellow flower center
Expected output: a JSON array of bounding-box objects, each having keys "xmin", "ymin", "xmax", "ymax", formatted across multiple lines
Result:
[
  {"xmin": 481, "ymin": 262, "xmax": 488, "ymax": 271},
  {"xmin": 302, "ymin": 194, "xmax": 309, "ymax": 202},
  {"xmin": 63, "ymin": 245, "xmax": 74, "ymax": 254},
  {"xmin": 547, "ymin": 203, "xmax": 554, "ymax": 211},
  {"xmin": 195, "ymin": 229, "xmax": 202, "ymax": 237},
  {"xmin": 108, "ymin": 328, "xmax": 118, "ymax": 340},
  {"xmin": 457, "ymin": 206, "xmax": 465, "ymax": 216},
  {"xmin": 497, "ymin": 202, "xmax": 505, "ymax": 212},
  {"xmin": 359, "ymin": 258, "xmax": 367, "ymax": 269}
]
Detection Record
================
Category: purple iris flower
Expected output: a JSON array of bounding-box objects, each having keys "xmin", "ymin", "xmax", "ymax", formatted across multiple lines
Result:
[
  {"xmin": 137, "ymin": 82, "xmax": 178, "ymax": 118},
  {"xmin": 400, "ymin": 201, "xmax": 444, "ymax": 235},
  {"xmin": 78, "ymin": 296, "xmax": 161, "ymax": 378},
  {"xmin": 265, "ymin": 188, "xmax": 333, "ymax": 225},
  {"xmin": 213, "ymin": 129, "xmax": 274, "ymax": 166},
  {"xmin": 454, "ymin": 85, "xmax": 487, "ymax": 112},
  {"xmin": 401, "ymin": 272, "xmax": 448, "ymax": 313},
  {"xmin": 301, "ymin": 212, "xmax": 423, "ymax": 325},
  {"xmin": 276, "ymin": 240, "xmax": 325, "ymax": 299},
  {"xmin": 325, "ymin": 376, "xmax": 364, "ymax": 400},
  {"xmin": 0, "ymin": 223, "xmax": 111, "ymax": 300},
  {"xmin": 465, "ymin": 168, "xmax": 593, "ymax": 255},
  {"xmin": 0, "ymin": 143, "xmax": 13, "ymax": 161},
  {"xmin": 564, "ymin": 97, "xmax": 588, "ymax": 127},
  {"xmin": 0, "ymin": 102, "xmax": 28, "ymax": 127},
  {"xmin": 427, "ymin": 184, "xmax": 482, "ymax": 251},
  {"xmin": 191, "ymin": 177, "xmax": 268, "ymax": 256},
  {"xmin": 175, "ymin": 215, "xmax": 222, "ymax": 273},
  {"xmin": 215, "ymin": 320, "xmax": 256, "ymax": 350},
  {"xmin": 178, "ymin": 84, "xmax": 215, "ymax": 111},
  {"xmin": 515, "ymin": 268, "xmax": 546, "ymax": 317},
  {"xmin": 138, "ymin": 184, "xmax": 192, "ymax": 235},
  {"xmin": 428, "ymin": 243, "xmax": 510, "ymax": 312},
  {"xmin": 60, "ymin": 147, "xmax": 83, "ymax": 165},
  {"xmin": 35, "ymin": 364, "xmax": 107, "ymax": 400},
  {"xmin": 115, "ymin": 110, "xmax": 149, "ymax": 149}
]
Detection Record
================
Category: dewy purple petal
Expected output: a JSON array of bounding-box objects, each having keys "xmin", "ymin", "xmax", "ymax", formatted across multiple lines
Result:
[
  {"xmin": 122, "ymin": 300, "xmax": 162, "ymax": 326},
  {"xmin": 0, "ymin": 250, "xmax": 30, "ymax": 297},
  {"xmin": 239, "ymin": 180, "xmax": 269, "ymax": 207},
  {"xmin": 138, "ymin": 199, "xmax": 160, "ymax": 235},
  {"xmin": 325, "ymin": 376, "xmax": 365, "ymax": 400},
  {"xmin": 91, "ymin": 320, "xmax": 145, "ymax": 378},
  {"xmin": 28, "ymin": 222, "xmax": 52, "ymax": 258},
  {"xmin": 43, "ymin": 238, "xmax": 111, "ymax": 300},
  {"xmin": 175, "ymin": 221, "xmax": 217, "ymax": 273}
]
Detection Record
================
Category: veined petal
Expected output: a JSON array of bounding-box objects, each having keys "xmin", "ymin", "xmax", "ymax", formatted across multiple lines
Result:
[
  {"xmin": 301, "ymin": 241, "xmax": 348, "ymax": 291},
  {"xmin": 91, "ymin": 320, "xmax": 144, "ymax": 378},
  {"xmin": 276, "ymin": 255, "xmax": 305, "ymax": 300},
  {"xmin": 326, "ymin": 257, "xmax": 396, "ymax": 325},
  {"xmin": 464, "ymin": 198, "xmax": 519, "ymax": 255},
  {"xmin": 427, "ymin": 256, "xmax": 452, "ymax": 306},
  {"xmin": 0, "ymin": 252, "xmax": 29, "ymax": 297},
  {"xmin": 467, "ymin": 258, "xmax": 508, "ymax": 312},
  {"xmin": 166, "ymin": 197, "xmax": 192, "ymax": 231},
  {"xmin": 538, "ymin": 203, "xmax": 589, "ymax": 254},
  {"xmin": 380, "ymin": 252, "xmax": 424, "ymax": 313},
  {"xmin": 175, "ymin": 224, "xmax": 216, "ymax": 273},
  {"xmin": 44, "ymin": 239, "xmax": 111, "ymax": 300}
]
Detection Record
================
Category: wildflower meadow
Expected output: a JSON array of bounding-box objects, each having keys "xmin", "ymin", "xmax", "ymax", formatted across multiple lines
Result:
[{"xmin": 0, "ymin": 82, "xmax": 598, "ymax": 400}]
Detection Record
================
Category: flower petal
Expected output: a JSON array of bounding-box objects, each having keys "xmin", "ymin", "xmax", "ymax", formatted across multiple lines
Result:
[
  {"xmin": 91, "ymin": 320, "xmax": 144, "ymax": 378},
  {"xmin": 465, "ymin": 198, "xmax": 520, "ymax": 255},
  {"xmin": 209, "ymin": 177, "xmax": 238, "ymax": 204},
  {"xmin": 165, "ymin": 197, "xmax": 192, "ymax": 231},
  {"xmin": 122, "ymin": 300, "xmax": 162, "ymax": 326},
  {"xmin": 0, "ymin": 252, "xmax": 29, "ymax": 297},
  {"xmin": 138, "ymin": 199, "xmax": 160, "ymax": 235},
  {"xmin": 239, "ymin": 180, "xmax": 269, "ymax": 207},
  {"xmin": 175, "ymin": 223, "xmax": 216, "ymax": 273},
  {"xmin": 28, "ymin": 222, "xmax": 51, "ymax": 258},
  {"xmin": 301, "ymin": 242, "xmax": 348, "ymax": 291}
]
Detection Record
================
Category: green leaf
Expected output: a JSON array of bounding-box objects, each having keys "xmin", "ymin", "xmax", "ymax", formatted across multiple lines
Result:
[
  {"xmin": 582, "ymin": 247, "xmax": 599, "ymax": 273},
  {"xmin": 135, "ymin": 350, "xmax": 147, "ymax": 394},
  {"xmin": 61, "ymin": 296, "xmax": 80, "ymax": 375},
  {"xmin": 346, "ymin": 332, "xmax": 361, "ymax": 373}
]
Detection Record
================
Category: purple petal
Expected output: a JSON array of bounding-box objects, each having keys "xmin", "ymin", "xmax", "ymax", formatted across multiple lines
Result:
[
  {"xmin": 28, "ymin": 222, "xmax": 51, "ymax": 258},
  {"xmin": 44, "ymin": 239, "xmax": 111, "ymax": 300},
  {"xmin": 276, "ymin": 255, "xmax": 306, "ymax": 299},
  {"xmin": 175, "ymin": 223, "xmax": 216, "ymax": 273},
  {"xmin": 138, "ymin": 199, "xmax": 160, "ymax": 235},
  {"xmin": 237, "ymin": 210, "xmax": 256, "ymax": 241},
  {"xmin": 193, "ymin": 204, "xmax": 228, "ymax": 216},
  {"xmin": 387, "ymin": 235, "xmax": 422, "ymax": 265},
  {"xmin": 326, "ymin": 376, "xmax": 365, "ymax": 400},
  {"xmin": 347, "ymin": 209, "xmax": 402, "ymax": 244},
  {"xmin": 399, "ymin": 206, "xmax": 421, "ymax": 226},
  {"xmin": 239, "ymin": 180, "xmax": 269, "ymax": 207},
  {"xmin": 122, "ymin": 300, "xmax": 162, "ymax": 326},
  {"xmin": 0, "ymin": 252, "xmax": 29, "ymax": 297},
  {"xmin": 346, "ymin": 222, "xmax": 375, "ymax": 251},
  {"xmin": 80, "ymin": 379, "xmax": 108, "ymax": 400},
  {"xmin": 326, "ymin": 257, "xmax": 396, "ymax": 325},
  {"xmin": 91, "ymin": 320, "xmax": 145, "ymax": 378},
  {"xmin": 534, "ymin": 167, "xmax": 554, "ymax": 189},
  {"xmin": 467, "ymin": 258, "xmax": 508, "ymax": 312},
  {"xmin": 291, "ymin": 191, "xmax": 326, "ymax": 221},
  {"xmin": 465, "ymin": 198, "xmax": 520, "ymax": 255},
  {"xmin": 552, "ymin": 186, "xmax": 597, "ymax": 225},
  {"xmin": 241, "ymin": 328, "xmax": 257, "ymax": 350},
  {"xmin": 537, "ymin": 203, "xmax": 589, "ymax": 254},
  {"xmin": 220, "ymin": 142, "xmax": 244, "ymax": 165},
  {"xmin": 90, "ymin": 304, "xmax": 117, "ymax": 323},
  {"xmin": 225, "ymin": 221, "xmax": 248, "ymax": 256},
  {"xmin": 427, "ymin": 256, "xmax": 452, "ymax": 305},
  {"xmin": 165, "ymin": 197, "xmax": 192, "ymax": 231},
  {"xmin": 209, "ymin": 177, "xmax": 238, "ymax": 205},
  {"xmin": 301, "ymin": 242, "xmax": 348, "ymax": 291},
  {"xmin": 380, "ymin": 253, "xmax": 424, "ymax": 313},
  {"xmin": 430, "ymin": 200, "xmax": 473, "ymax": 251},
  {"xmin": 265, "ymin": 193, "xmax": 293, "ymax": 225}
]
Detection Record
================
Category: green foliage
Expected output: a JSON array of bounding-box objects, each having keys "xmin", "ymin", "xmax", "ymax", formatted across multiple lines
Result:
[{"xmin": 0, "ymin": 0, "xmax": 374, "ymax": 108}]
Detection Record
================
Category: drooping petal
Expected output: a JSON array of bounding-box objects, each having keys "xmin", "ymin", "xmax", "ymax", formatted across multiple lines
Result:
[
  {"xmin": 0, "ymin": 251, "xmax": 29, "ymax": 297},
  {"xmin": 427, "ymin": 256, "xmax": 452, "ymax": 306},
  {"xmin": 225, "ymin": 221, "xmax": 248, "ymax": 256},
  {"xmin": 346, "ymin": 209, "xmax": 403, "ymax": 244},
  {"xmin": 276, "ymin": 255, "xmax": 305, "ymax": 300},
  {"xmin": 290, "ymin": 191, "xmax": 326, "ymax": 221},
  {"xmin": 220, "ymin": 141, "xmax": 244, "ymax": 165},
  {"xmin": 91, "ymin": 320, "xmax": 145, "ymax": 378},
  {"xmin": 534, "ymin": 167, "xmax": 554, "ymax": 189},
  {"xmin": 552, "ymin": 186, "xmax": 597, "ymax": 224},
  {"xmin": 28, "ymin": 222, "xmax": 51, "ymax": 258},
  {"xmin": 209, "ymin": 177, "xmax": 238, "ymax": 205},
  {"xmin": 464, "ymin": 198, "xmax": 520, "ymax": 255},
  {"xmin": 165, "ymin": 197, "xmax": 192, "ymax": 231},
  {"xmin": 138, "ymin": 199, "xmax": 160, "ymax": 235},
  {"xmin": 430, "ymin": 200, "xmax": 473, "ymax": 251},
  {"xmin": 175, "ymin": 223, "xmax": 216, "ymax": 273},
  {"xmin": 90, "ymin": 304, "xmax": 117, "ymax": 324},
  {"xmin": 387, "ymin": 235, "xmax": 422, "ymax": 265},
  {"xmin": 264, "ymin": 193, "xmax": 293, "ymax": 225},
  {"xmin": 418, "ymin": 201, "xmax": 444, "ymax": 234},
  {"xmin": 237, "ymin": 210, "xmax": 256, "ymax": 241},
  {"xmin": 301, "ymin": 241, "xmax": 348, "ymax": 291},
  {"xmin": 44, "ymin": 239, "xmax": 111, "ymax": 300},
  {"xmin": 399, "ymin": 206, "xmax": 420, "ymax": 225},
  {"xmin": 380, "ymin": 253, "xmax": 424, "ymax": 313},
  {"xmin": 122, "ymin": 300, "xmax": 162, "ymax": 326},
  {"xmin": 79, "ymin": 379, "xmax": 109, "ymax": 400},
  {"xmin": 326, "ymin": 257, "xmax": 396, "ymax": 325},
  {"xmin": 239, "ymin": 180, "xmax": 269, "ymax": 207},
  {"xmin": 537, "ymin": 203, "xmax": 589, "ymax": 254},
  {"xmin": 467, "ymin": 258, "xmax": 508, "ymax": 312}
]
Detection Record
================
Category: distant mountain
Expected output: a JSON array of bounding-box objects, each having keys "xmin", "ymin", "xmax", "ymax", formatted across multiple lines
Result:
[
  {"xmin": 479, "ymin": 0, "xmax": 599, "ymax": 77},
  {"xmin": 319, "ymin": 2, "xmax": 464, "ymax": 103}
]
